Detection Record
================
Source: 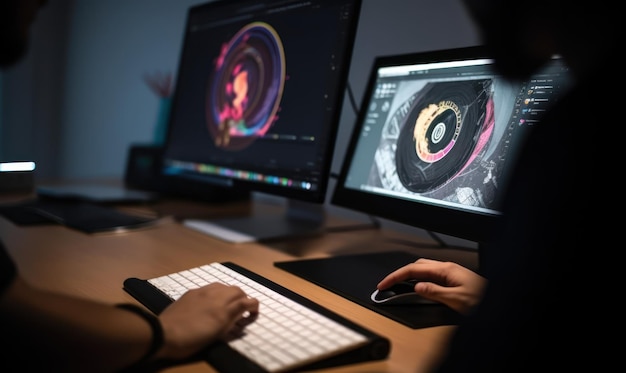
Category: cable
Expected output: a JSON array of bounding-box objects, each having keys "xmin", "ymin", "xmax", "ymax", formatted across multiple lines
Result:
[
  {"xmin": 345, "ymin": 81, "xmax": 359, "ymax": 116},
  {"xmin": 426, "ymin": 230, "xmax": 448, "ymax": 248},
  {"xmin": 327, "ymin": 84, "xmax": 359, "ymax": 182}
]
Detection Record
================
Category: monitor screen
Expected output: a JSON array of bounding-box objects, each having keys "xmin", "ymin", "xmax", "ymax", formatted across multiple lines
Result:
[
  {"xmin": 332, "ymin": 46, "xmax": 572, "ymax": 246},
  {"xmin": 162, "ymin": 0, "xmax": 362, "ymax": 242}
]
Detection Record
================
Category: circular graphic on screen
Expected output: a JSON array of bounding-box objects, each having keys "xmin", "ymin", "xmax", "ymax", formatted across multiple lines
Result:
[
  {"xmin": 206, "ymin": 22, "xmax": 285, "ymax": 150},
  {"xmin": 395, "ymin": 79, "xmax": 494, "ymax": 193}
]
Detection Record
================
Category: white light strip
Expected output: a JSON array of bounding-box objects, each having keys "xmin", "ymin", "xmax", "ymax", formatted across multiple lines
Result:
[
  {"xmin": 0, "ymin": 161, "xmax": 36, "ymax": 172},
  {"xmin": 378, "ymin": 58, "xmax": 494, "ymax": 77}
]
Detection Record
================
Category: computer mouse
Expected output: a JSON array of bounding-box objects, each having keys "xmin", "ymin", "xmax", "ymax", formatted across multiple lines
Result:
[{"xmin": 371, "ymin": 281, "xmax": 436, "ymax": 305}]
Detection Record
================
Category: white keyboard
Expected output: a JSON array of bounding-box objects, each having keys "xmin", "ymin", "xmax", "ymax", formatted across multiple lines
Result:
[{"xmin": 140, "ymin": 262, "xmax": 388, "ymax": 372}]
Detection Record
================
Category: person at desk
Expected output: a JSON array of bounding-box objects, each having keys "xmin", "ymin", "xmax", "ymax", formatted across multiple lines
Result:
[
  {"xmin": 0, "ymin": 1, "xmax": 259, "ymax": 372},
  {"xmin": 378, "ymin": 0, "xmax": 619, "ymax": 371}
]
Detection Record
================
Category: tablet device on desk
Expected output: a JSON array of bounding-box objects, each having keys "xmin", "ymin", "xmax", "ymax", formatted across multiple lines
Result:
[
  {"xmin": 29, "ymin": 201, "xmax": 159, "ymax": 233},
  {"xmin": 37, "ymin": 184, "xmax": 159, "ymax": 204}
]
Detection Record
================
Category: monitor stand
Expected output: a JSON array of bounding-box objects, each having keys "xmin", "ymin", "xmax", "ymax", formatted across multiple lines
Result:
[{"xmin": 183, "ymin": 199, "xmax": 328, "ymax": 243}]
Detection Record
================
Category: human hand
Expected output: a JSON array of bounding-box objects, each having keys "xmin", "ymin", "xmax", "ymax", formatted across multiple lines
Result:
[
  {"xmin": 377, "ymin": 258, "xmax": 486, "ymax": 314},
  {"xmin": 156, "ymin": 282, "xmax": 259, "ymax": 361}
]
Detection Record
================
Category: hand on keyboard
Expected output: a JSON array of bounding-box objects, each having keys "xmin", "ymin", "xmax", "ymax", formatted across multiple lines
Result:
[
  {"xmin": 156, "ymin": 282, "xmax": 259, "ymax": 361},
  {"xmin": 136, "ymin": 262, "xmax": 390, "ymax": 372}
]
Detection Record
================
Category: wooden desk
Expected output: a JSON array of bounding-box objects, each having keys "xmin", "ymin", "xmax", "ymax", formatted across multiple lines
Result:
[{"xmin": 0, "ymin": 196, "xmax": 478, "ymax": 373}]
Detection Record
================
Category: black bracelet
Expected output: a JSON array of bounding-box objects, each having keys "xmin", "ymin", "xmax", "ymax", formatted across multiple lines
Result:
[{"xmin": 116, "ymin": 303, "xmax": 164, "ymax": 369}]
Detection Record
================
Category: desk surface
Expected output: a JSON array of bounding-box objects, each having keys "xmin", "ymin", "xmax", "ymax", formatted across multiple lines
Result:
[{"xmin": 0, "ymin": 194, "xmax": 478, "ymax": 373}]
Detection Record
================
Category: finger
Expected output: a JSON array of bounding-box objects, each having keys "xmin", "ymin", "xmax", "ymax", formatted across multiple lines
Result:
[
  {"xmin": 377, "ymin": 264, "xmax": 414, "ymax": 288},
  {"xmin": 224, "ymin": 290, "xmax": 259, "ymax": 320},
  {"xmin": 237, "ymin": 309, "xmax": 258, "ymax": 328},
  {"xmin": 414, "ymin": 258, "xmax": 437, "ymax": 264},
  {"xmin": 223, "ymin": 323, "xmax": 246, "ymax": 341},
  {"xmin": 223, "ymin": 302, "xmax": 259, "ymax": 341}
]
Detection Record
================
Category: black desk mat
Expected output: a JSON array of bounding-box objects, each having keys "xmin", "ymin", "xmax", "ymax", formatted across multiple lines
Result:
[{"xmin": 275, "ymin": 251, "xmax": 460, "ymax": 329}]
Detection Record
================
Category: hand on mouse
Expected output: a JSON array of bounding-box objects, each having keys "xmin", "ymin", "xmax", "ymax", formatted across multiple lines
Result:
[{"xmin": 377, "ymin": 258, "xmax": 487, "ymax": 314}]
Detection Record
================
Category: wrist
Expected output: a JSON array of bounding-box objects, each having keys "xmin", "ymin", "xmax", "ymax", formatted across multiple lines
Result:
[{"xmin": 115, "ymin": 303, "xmax": 164, "ymax": 370}]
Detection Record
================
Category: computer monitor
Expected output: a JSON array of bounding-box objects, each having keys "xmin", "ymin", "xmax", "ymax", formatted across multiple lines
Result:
[
  {"xmin": 331, "ymin": 46, "xmax": 572, "ymax": 262},
  {"xmin": 162, "ymin": 0, "xmax": 362, "ymax": 242}
]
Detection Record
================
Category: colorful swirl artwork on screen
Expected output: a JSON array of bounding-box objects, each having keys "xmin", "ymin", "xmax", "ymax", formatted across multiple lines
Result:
[
  {"xmin": 206, "ymin": 22, "xmax": 286, "ymax": 151},
  {"xmin": 370, "ymin": 79, "xmax": 498, "ymax": 208},
  {"xmin": 395, "ymin": 80, "xmax": 495, "ymax": 192}
]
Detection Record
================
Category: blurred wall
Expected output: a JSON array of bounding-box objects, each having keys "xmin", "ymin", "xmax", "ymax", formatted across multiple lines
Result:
[
  {"xmin": 0, "ymin": 0, "xmax": 206, "ymax": 180},
  {"xmin": 0, "ymin": 0, "xmax": 73, "ymax": 177},
  {"xmin": 59, "ymin": 0, "xmax": 208, "ymax": 180}
]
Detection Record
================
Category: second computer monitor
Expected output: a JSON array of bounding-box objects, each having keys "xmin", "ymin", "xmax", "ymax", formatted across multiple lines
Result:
[
  {"xmin": 162, "ymin": 0, "xmax": 362, "ymax": 242},
  {"xmin": 332, "ymin": 46, "xmax": 572, "ymax": 249}
]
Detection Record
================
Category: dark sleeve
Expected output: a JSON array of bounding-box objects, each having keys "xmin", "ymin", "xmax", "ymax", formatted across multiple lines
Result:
[
  {"xmin": 433, "ymin": 82, "xmax": 616, "ymax": 372},
  {"xmin": 0, "ymin": 240, "xmax": 17, "ymax": 295}
]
